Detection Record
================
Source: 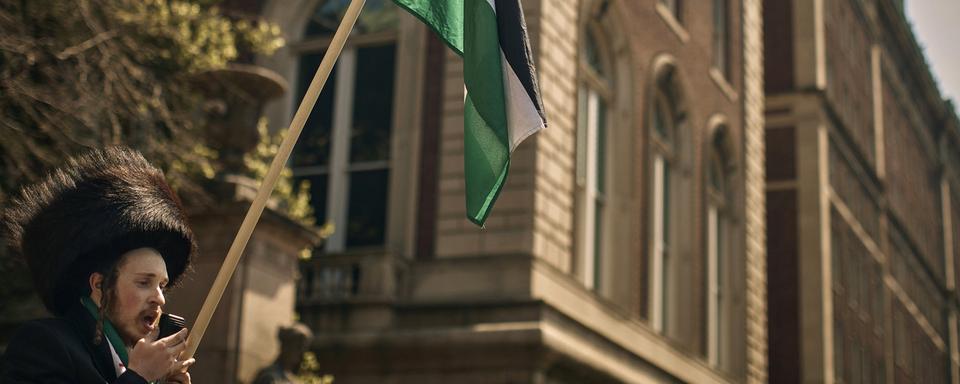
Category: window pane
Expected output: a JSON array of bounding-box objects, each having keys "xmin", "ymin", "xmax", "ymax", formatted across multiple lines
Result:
[
  {"xmin": 306, "ymin": 0, "xmax": 398, "ymax": 36},
  {"xmin": 595, "ymin": 98, "xmax": 607, "ymax": 194},
  {"xmin": 576, "ymin": 88, "xmax": 588, "ymax": 186},
  {"xmin": 710, "ymin": 156, "xmax": 723, "ymax": 191},
  {"xmin": 710, "ymin": 134, "xmax": 727, "ymax": 192},
  {"xmin": 717, "ymin": 216, "xmax": 724, "ymax": 299},
  {"xmin": 662, "ymin": 162, "xmax": 671, "ymax": 244},
  {"xmin": 346, "ymin": 169, "xmax": 389, "ymax": 247},
  {"xmin": 593, "ymin": 202, "xmax": 603, "ymax": 289},
  {"xmin": 295, "ymin": 175, "xmax": 329, "ymax": 227},
  {"xmin": 292, "ymin": 52, "xmax": 337, "ymax": 167},
  {"xmin": 713, "ymin": 0, "xmax": 728, "ymax": 74},
  {"xmin": 661, "ymin": 161, "xmax": 671, "ymax": 329},
  {"xmin": 662, "ymin": 246, "xmax": 670, "ymax": 329},
  {"xmin": 584, "ymin": 30, "xmax": 605, "ymax": 78},
  {"xmin": 654, "ymin": 96, "xmax": 672, "ymax": 140},
  {"xmin": 350, "ymin": 44, "xmax": 396, "ymax": 163}
]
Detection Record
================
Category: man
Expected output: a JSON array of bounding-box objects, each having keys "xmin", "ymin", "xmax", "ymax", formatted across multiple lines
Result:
[
  {"xmin": 252, "ymin": 323, "xmax": 314, "ymax": 384},
  {"xmin": 1, "ymin": 147, "xmax": 198, "ymax": 383}
]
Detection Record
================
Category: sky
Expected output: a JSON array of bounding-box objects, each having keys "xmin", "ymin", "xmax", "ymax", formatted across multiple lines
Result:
[{"xmin": 906, "ymin": 1, "xmax": 960, "ymax": 104}]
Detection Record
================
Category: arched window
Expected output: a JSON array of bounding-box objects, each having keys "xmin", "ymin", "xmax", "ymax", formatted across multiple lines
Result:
[
  {"xmin": 575, "ymin": 23, "xmax": 612, "ymax": 293},
  {"xmin": 290, "ymin": 0, "xmax": 399, "ymax": 253},
  {"xmin": 648, "ymin": 64, "xmax": 687, "ymax": 334},
  {"xmin": 705, "ymin": 123, "xmax": 732, "ymax": 367}
]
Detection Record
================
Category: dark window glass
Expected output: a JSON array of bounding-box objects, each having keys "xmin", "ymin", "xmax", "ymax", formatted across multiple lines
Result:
[
  {"xmin": 296, "ymin": 175, "xmax": 329, "ymax": 227},
  {"xmin": 346, "ymin": 169, "xmax": 389, "ymax": 247},
  {"xmin": 350, "ymin": 45, "xmax": 396, "ymax": 163},
  {"xmin": 584, "ymin": 31, "xmax": 606, "ymax": 78},
  {"xmin": 596, "ymin": 98, "xmax": 607, "ymax": 193},
  {"xmin": 292, "ymin": 51, "xmax": 336, "ymax": 167}
]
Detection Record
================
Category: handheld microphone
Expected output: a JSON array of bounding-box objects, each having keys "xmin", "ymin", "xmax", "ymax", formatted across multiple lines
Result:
[{"xmin": 158, "ymin": 313, "xmax": 186, "ymax": 339}]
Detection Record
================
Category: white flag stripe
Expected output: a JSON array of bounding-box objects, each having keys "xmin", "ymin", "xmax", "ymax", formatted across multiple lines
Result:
[
  {"xmin": 483, "ymin": 0, "xmax": 496, "ymax": 12},
  {"xmin": 501, "ymin": 49, "xmax": 546, "ymax": 151},
  {"xmin": 474, "ymin": 0, "xmax": 545, "ymax": 152}
]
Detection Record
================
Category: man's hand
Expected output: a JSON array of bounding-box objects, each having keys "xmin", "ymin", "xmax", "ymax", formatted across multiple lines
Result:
[
  {"xmin": 164, "ymin": 358, "xmax": 195, "ymax": 384},
  {"xmin": 127, "ymin": 328, "xmax": 189, "ymax": 381}
]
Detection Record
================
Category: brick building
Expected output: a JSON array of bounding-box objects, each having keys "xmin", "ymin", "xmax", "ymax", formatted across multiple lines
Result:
[
  {"xmin": 253, "ymin": 0, "xmax": 765, "ymax": 382},
  {"xmin": 223, "ymin": 0, "xmax": 957, "ymax": 383},
  {"xmin": 765, "ymin": 1, "xmax": 960, "ymax": 383},
  {"xmin": 4, "ymin": 0, "xmax": 960, "ymax": 383}
]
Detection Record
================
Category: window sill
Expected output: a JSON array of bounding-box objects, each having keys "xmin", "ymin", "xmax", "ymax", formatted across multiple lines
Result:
[
  {"xmin": 655, "ymin": 3, "xmax": 689, "ymax": 43},
  {"xmin": 709, "ymin": 68, "xmax": 738, "ymax": 102}
]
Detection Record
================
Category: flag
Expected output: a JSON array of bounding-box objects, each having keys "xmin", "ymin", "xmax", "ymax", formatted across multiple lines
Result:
[{"xmin": 394, "ymin": 0, "xmax": 547, "ymax": 226}]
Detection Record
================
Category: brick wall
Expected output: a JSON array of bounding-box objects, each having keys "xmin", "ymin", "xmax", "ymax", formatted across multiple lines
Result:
[
  {"xmin": 531, "ymin": 0, "xmax": 578, "ymax": 271},
  {"xmin": 824, "ymin": 0, "xmax": 875, "ymax": 167},
  {"xmin": 434, "ymin": 49, "xmax": 537, "ymax": 258},
  {"xmin": 882, "ymin": 76, "xmax": 943, "ymax": 278}
]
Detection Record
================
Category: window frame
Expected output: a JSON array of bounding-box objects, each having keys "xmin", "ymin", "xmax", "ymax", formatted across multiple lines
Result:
[
  {"xmin": 705, "ymin": 124, "xmax": 732, "ymax": 368},
  {"xmin": 258, "ymin": 0, "xmax": 428, "ymax": 258},
  {"xmin": 576, "ymin": 25, "xmax": 613, "ymax": 292},
  {"xmin": 711, "ymin": 0, "xmax": 730, "ymax": 78},
  {"xmin": 648, "ymin": 81, "xmax": 678, "ymax": 333},
  {"xmin": 292, "ymin": 19, "xmax": 399, "ymax": 253}
]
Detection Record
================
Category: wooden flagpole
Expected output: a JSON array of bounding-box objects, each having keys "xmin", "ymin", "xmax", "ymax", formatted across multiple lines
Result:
[{"xmin": 183, "ymin": 0, "xmax": 367, "ymax": 359}]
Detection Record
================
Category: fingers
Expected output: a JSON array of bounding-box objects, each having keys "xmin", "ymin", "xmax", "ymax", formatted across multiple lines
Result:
[
  {"xmin": 159, "ymin": 327, "xmax": 189, "ymax": 347},
  {"xmin": 165, "ymin": 358, "xmax": 195, "ymax": 384},
  {"xmin": 166, "ymin": 372, "xmax": 191, "ymax": 384},
  {"xmin": 173, "ymin": 358, "xmax": 196, "ymax": 373},
  {"xmin": 145, "ymin": 326, "xmax": 160, "ymax": 343},
  {"xmin": 167, "ymin": 338, "xmax": 188, "ymax": 357}
]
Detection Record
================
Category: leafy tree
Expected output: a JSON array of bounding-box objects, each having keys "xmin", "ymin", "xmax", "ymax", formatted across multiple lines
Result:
[
  {"xmin": 0, "ymin": 0, "xmax": 282, "ymax": 199},
  {"xmin": 0, "ymin": 0, "xmax": 282, "ymax": 345}
]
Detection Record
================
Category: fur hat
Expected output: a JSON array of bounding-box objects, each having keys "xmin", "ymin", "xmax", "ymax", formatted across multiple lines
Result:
[{"xmin": 3, "ymin": 146, "xmax": 197, "ymax": 315}]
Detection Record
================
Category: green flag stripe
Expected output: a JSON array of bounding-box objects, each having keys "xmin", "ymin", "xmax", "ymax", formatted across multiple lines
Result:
[
  {"xmin": 464, "ymin": 95, "xmax": 510, "ymax": 225},
  {"xmin": 392, "ymin": 0, "xmax": 464, "ymax": 55},
  {"xmin": 393, "ymin": 0, "xmax": 545, "ymax": 225},
  {"xmin": 464, "ymin": 0, "xmax": 510, "ymax": 225}
]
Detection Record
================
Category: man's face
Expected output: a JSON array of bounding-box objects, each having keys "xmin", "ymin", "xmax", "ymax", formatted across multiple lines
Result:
[{"xmin": 108, "ymin": 248, "xmax": 169, "ymax": 345}]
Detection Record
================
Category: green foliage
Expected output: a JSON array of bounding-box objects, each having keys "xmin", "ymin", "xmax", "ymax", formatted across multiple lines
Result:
[
  {"xmin": 169, "ymin": 142, "xmax": 219, "ymax": 188},
  {"xmin": 0, "ymin": 0, "xmax": 283, "ymax": 201},
  {"xmin": 243, "ymin": 118, "xmax": 317, "ymax": 228},
  {"xmin": 296, "ymin": 352, "xmax": 335, "ymax": 384},
  {"xmin": 114, "ymin": 0, "xmax": 284, "ymax": 72},
  {"xmin": 0, "ymin": 0, "xmax": 282, "ymax": 331}
]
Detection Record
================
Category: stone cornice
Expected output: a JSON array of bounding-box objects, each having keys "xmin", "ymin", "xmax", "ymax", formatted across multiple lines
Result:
[{"xmin": 876, "ymin": 0, "xmax": 955, "ymax": 125}]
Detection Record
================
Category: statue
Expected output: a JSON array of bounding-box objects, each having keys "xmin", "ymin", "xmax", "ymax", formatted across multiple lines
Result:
[{"xmin": 252, "ymin": 323, "xmax": 314, "ymax": 384}]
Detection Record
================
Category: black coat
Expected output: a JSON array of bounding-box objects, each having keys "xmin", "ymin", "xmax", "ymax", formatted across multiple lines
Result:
[{"xmin": 0, "ymin": 302, "xmax": 149, "ymax": 383}]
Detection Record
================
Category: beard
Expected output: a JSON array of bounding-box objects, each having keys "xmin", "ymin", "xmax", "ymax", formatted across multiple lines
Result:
[{"xmin": 107, "ymin": 301, "xmax": 160, "ymax": 345}]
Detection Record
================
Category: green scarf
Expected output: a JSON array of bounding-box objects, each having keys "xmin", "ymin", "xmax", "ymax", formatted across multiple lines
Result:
[{"xmin": 81, "ymin": 296, "xmax": 129, "ymax": 366}]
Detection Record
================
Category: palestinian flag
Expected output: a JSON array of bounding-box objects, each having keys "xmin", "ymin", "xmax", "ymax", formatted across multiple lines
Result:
[{"xmin": 393, "ymin": 0, "xmax": 547, "ymax": 226}]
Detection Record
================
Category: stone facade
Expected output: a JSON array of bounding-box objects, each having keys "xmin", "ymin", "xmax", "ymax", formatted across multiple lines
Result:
[
  {"xmin": 253, "ymin": 0, "xmax": 765, "ymax": 382},
  {"xmin": 223, "ymin": 0, "xmax": 959, "ymax": 383}
]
